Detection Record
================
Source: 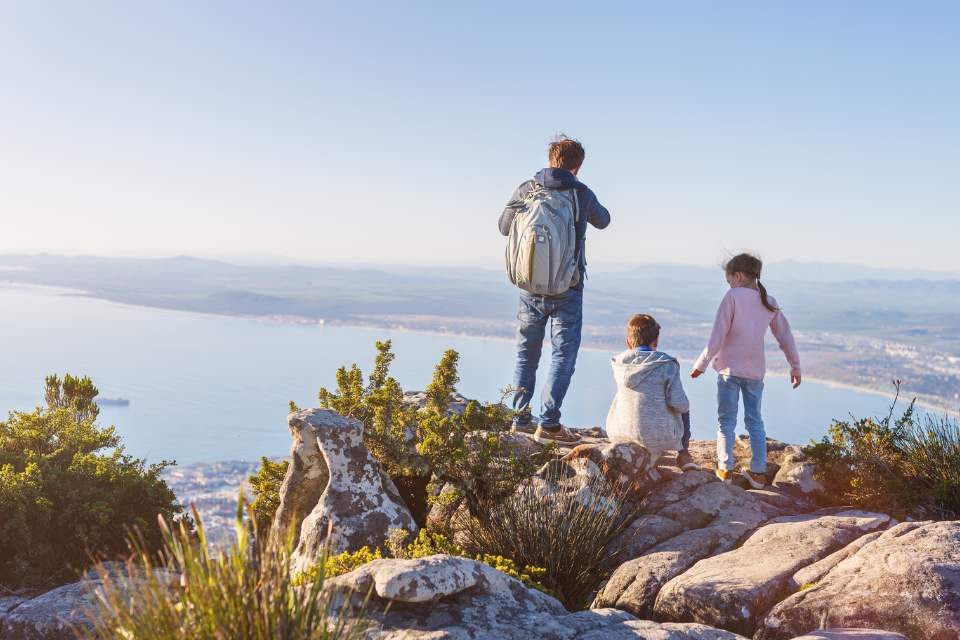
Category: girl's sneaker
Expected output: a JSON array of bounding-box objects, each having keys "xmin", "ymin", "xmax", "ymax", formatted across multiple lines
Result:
[
  {"xmin": 741, "ymin": 468, "xmax": 767, "ymax": 489},
  {"xmin": 715, "ymin": 468, "xmax": 735, "ymax": 483}
]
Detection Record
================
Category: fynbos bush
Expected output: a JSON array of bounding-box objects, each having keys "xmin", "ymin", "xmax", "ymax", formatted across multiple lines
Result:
[
  {"xmin": 0, "ymin": 374, "xmax": 182, "ymax": 588},
  {"xmin": 808, "ymin": 383, "xmax": 960, "ymax": 519},
  {"xmin": 248, "ymin": 456, "xmax": 289, "ymax": 533},
  {"xmin": 458, "ymin": 471, "xmax": 637, "ymax": 611},
  {"xmin": 317, "ymin": 341, "xmax": 549, "ymax": 525}
]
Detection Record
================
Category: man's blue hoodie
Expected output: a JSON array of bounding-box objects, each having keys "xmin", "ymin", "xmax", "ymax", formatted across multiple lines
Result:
[{"xmin": 498, "ymin": 168, "xmax": 611, "ymax": 290}]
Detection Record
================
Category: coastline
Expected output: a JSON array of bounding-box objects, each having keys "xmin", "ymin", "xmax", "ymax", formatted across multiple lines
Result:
[{"xmin": 2, "ymin": 282, "xmax": 955, "ymax": 416}]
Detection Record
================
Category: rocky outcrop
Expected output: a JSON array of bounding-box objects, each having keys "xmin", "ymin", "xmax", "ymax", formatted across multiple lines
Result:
[
  {"xmin": 560, "ymin": 440, "xmax": 655, "ymax": 495},
  {"xmin": 653, "ymin": 510, "xmax": 891, "ymax": 635},
  {"xmin": 328, "ymin": 554, "xmax": 751, "ymax": 639},
  {"xmin": 272, "ymin": 413, "xmax": 329, "ymax": 542},
  {"xmin": 594, "ymin": 470, "xmax": 788, "ymax": 617},
  {"xmin": 286, "ymin": 409, "xmax": 416, "ymax": 572},
  {"xmin": 757, "ymin": 521, "xmax": 960, "ymax": 640}
]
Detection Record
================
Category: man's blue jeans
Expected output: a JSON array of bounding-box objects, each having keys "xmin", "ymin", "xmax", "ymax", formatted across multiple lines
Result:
[
  {"xmin": 716, "ymin": 374, "xmax": 766, "ymax": 473},
  {"xmin": 511, "ymin": 289, "xmax": 583, "ymax": 428}
]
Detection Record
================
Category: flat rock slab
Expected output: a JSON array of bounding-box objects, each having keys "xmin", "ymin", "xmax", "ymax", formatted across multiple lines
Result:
[
  {"xmin": 790, "ymin": 630, "xmax": 908, "ymax": 640},
  {"xmin": 596, "ymin": 480, "xmax": 779, "ymax": 618},
  {"xmin": 0, "ymin": 580, "xmax": 94, "ymax": 640},
  {"xmin": 654, "ymin": 510, "xmax": 890, "ymax": 636},
  {"xmin": 757, "ymin": 521, "xmax": 960, "ymax": 640}
]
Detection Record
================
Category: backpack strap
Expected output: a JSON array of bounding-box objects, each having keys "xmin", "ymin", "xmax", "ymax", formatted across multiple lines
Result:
[{"xmin": 571, "ymin": 188, "xmax": 579, "ymax": 224}]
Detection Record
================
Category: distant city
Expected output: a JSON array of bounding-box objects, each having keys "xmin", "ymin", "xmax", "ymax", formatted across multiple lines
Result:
[{"xmin": 2, "ymin": 253, "xmax": 958, "ymax": 411}]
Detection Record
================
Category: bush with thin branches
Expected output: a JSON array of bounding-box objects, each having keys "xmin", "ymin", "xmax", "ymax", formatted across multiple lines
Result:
[{"xmin": 808, "ymin": 382, "xmax": 960, "ymax": 519}]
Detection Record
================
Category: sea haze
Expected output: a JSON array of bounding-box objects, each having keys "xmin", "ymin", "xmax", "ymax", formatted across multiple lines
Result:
[{"xmin": 0, "ymin": 284, "xmax": 909, "ymax": 465}]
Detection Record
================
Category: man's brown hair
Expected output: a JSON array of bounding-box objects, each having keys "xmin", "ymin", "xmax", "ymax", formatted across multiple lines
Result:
[
  {"xmin": 548, "ymin": 134, "xmax": 585, "ymax": 171},
  {"xmin": 626, "ymin": 314, "xmax": 661, "ymax": 349}
]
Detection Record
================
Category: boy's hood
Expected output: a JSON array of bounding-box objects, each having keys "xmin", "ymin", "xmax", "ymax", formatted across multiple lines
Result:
[
  {"xmin": 535, "ymin": 167, "xmax": 587, "ymax": 190},
  {"xmin": 611, "ymin": 349, "xmax": 677, "ymax": 388}
]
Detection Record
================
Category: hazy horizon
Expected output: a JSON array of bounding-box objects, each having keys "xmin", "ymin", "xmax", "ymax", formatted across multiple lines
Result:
[
  {"xmin": 1, "ymin": 2, "xmax": 958, "ymax": 270},
  {"xmin": 2, "ymin": 250, "xmax": 959, "ymax": 281}
]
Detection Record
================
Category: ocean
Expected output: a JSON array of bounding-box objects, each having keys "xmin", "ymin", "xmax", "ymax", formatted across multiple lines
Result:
[{"xmin": 0, "ymin": 284, "xmax": 901, "ymax": 464}]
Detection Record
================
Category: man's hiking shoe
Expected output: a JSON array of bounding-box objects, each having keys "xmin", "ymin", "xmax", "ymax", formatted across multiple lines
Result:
[
  {"xmin": 534, "ymin": 426, "xmax": 581, "ymax": 445},
  {"xmin": 715, "ymin": 468, "xmax": 735, "ymax": 483},
  {"xmin": 676, "ymin": 450, "xmax": 700, "ymax": 472},
  {"xmin": 741, "ymin": 468, "xmax": 767, "ymax": 489},
  {"xmin": 511, "ymin": 421, "xmax": 537, "ymax": 435}
]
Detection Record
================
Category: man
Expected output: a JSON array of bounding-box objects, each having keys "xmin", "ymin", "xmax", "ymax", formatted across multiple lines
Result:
[{"xmin": 499, "ymin": 135, "xmax": 611, "ymax": 444}]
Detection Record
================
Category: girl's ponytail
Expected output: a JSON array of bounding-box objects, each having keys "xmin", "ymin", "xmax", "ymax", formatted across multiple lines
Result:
[
  {"xmin": 725, "ymin": 253, "xmax": 779, "ymax": 312},
  {"xmin": 756, "ymin": 279, "xmax": 777, "ymax": 313}
]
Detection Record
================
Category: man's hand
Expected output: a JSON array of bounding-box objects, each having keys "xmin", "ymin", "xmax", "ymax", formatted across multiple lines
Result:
[
  {"xmin": 791, "ymin": 373, "xmax": 802, "ymax": 389},
  {"xmin": 690, "ymin": 369, "xmax": 703, "ymax": 379}
]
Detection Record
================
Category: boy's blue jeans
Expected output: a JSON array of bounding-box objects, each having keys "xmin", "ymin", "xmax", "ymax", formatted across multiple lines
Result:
[
  {"xmin": 716, "ymin": 374, "xmax": 766, "ymax": 473},
  {"xmin": 511, "ymin": 289, "xmax": 583, "ymax": 428}
]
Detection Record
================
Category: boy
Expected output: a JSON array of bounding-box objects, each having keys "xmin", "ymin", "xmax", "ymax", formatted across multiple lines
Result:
[
  {"xmin": 499, "ymin": 135, "xmax": 610, "ymax": 444},
  {"xmin": 606, "ymin": 314, "xmax": 699, "ymax": 471}
]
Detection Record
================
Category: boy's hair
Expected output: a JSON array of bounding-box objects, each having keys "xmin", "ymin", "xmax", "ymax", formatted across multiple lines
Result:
[
  {"xmin": 548, "ymin": 134, "xmax": 585, "ymax": 171},
  {"xmin": 626, "ymin": 314, "xmax": 661, "ymax": 349},
  {"xmin": 724, "ymin": 252, "xmax": 778, "ymax": 312}
]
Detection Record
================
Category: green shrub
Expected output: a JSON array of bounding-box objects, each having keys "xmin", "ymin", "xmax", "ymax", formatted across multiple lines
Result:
[
  {"xmin": 0, "ymin": 374, "xmax": 182, "ymax": 588},
  {"xmin": 808, "ymin": 383, "xmax": 960, "ymax": 519},
  {"xmin": 318, "ymin": 341, "xmax": 550, "ymax": 526},
  {"xmin": 81, "ymin": 499, "xmax": 362, "ymax": 640},
  {"xmin": 293, "ymin": 545, "xmax": 384, "ymax": 585},
  {"xmin": 248, "ymin": 457, "xmax": 289, "ymax": 534},
  {"xmin": 295, "ymin": 527, "xmax": 551, "ymax": 595},
  {"xmin": 457, "ymin": 472, "xmax": 637, "ymax": 611}
]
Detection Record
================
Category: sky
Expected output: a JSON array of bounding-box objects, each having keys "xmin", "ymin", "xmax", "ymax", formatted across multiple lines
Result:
[{"xmin": 0, "ymin": 1, "xmax": 957, "ymax": 270}]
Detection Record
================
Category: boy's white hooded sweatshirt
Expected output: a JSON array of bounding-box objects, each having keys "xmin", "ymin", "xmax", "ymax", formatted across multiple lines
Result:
[{"xmin": 605, "ymin": 348, "xmax": 689, "ymax": 460}]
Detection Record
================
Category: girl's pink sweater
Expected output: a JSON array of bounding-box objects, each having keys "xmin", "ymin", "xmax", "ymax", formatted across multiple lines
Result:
[{"xmin": 693, "ymin": 287, "xmax": 801, "ymax": 381}]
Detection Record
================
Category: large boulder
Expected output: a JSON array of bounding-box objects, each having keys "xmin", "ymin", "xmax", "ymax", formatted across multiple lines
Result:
[
  {"xmin": 288, "ymin": 409, "xmax": 416, "ymax": 572},
  {"xmin": 328, "ymin": 554, "xmax": 749, "ymax": 639},
  {"xmin": 272, "ymin": 411, "xmax": 330, "ymax": 542},
  {"xmin": 757, "ymin": 521, "xmax": 960, "ymax": 640},
  {"xmin": 653, "ymin": 510, "xmax": 891, "ymax": 635},
  {"xmin": 594, "ymin": 475, "xmax": 784, "ymax": 617}
]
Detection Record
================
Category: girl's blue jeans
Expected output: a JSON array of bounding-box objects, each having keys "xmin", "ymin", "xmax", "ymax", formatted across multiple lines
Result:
[{"xmin": 716, "ymin": 374, "xmax": 767, "ymax": 473}]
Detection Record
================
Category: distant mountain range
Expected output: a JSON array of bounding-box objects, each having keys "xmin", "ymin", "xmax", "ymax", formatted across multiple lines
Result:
[{"xmin": 2, "ymin": 253, "xmax": 959, "ymax": 409}]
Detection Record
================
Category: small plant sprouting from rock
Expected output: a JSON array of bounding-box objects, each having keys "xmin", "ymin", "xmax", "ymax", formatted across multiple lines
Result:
[
  {"xmin": 82, "ymin": 497, "xmax": 363, "ymax": 640},
  {"xmin": 248, "ymin": 457, "xmax": 289, "ymax": 534},
  {"xmin": 808, "ymin": 380, "xmax": 960, "ymax": 519}
]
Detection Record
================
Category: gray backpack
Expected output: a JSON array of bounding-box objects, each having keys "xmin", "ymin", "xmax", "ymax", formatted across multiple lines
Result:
[{"xmin": 505, "ymin": 184, "xmax": 580, "ymax": 295}]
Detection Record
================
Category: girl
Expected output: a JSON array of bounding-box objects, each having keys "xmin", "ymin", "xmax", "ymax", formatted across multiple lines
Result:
[{"xmin": 690, "ymin": 253, "xmax": 801, "ymax": 488}]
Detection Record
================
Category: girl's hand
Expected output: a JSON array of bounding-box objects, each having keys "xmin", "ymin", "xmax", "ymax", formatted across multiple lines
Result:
[
  {"xmin": 690, "ymin": 369, "xmax": 703, "ymax": 379},
  {"xmin": 791, "ymin": 374, "xmax": 802, "ymax": 389}
]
